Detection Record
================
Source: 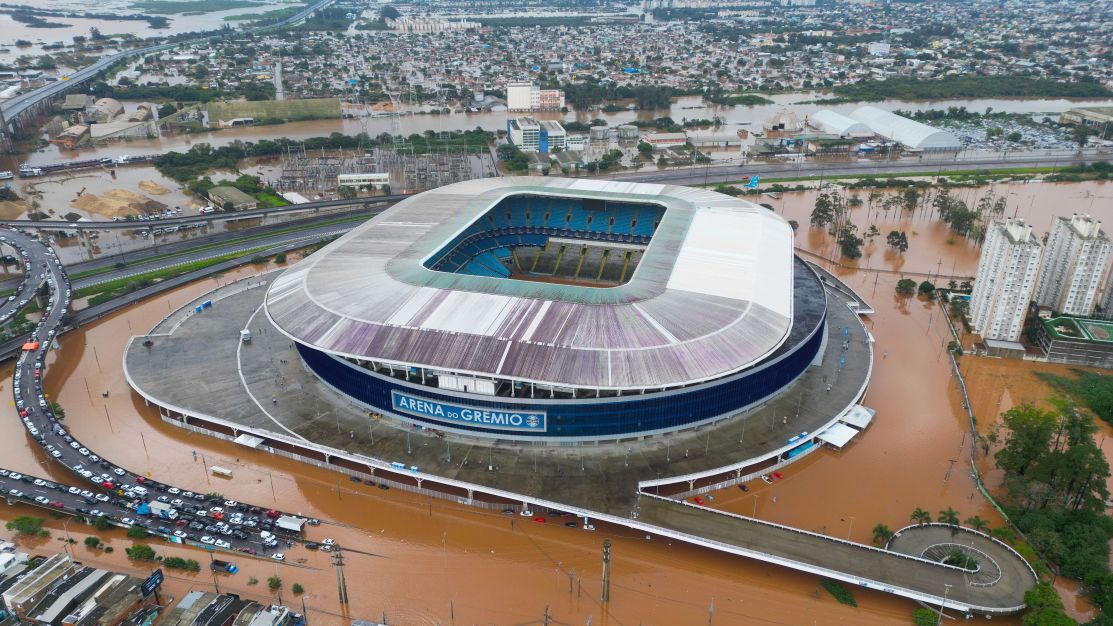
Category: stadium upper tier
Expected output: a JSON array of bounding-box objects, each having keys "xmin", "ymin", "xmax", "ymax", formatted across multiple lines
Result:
[{"xmin": 265, "ymin": 178, "xmax": 796, "ymax": 391}]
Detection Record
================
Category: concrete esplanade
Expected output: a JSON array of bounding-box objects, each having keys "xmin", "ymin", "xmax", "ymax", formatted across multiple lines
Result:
[{"xmin": 121, "ymin": 180, "xmax": 1037, "ymax": 616}]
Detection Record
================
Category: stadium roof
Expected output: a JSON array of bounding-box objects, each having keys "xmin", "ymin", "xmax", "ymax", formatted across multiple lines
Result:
[
  {"xmin": 265, "ymin": 178, "xmax": 796, "ymax": 390},
  {"xmin": 849, "ymin": 106, "xmax": 961, "ymax": 150},
  {"xmin": 810, "ymin": 109, "xmax": 872, "ymax": 136}
]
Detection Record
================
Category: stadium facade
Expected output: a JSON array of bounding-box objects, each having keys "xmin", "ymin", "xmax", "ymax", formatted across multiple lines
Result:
[{"xmin": 265, "ymin": 178, "xmax": 828, "ymax": 442}]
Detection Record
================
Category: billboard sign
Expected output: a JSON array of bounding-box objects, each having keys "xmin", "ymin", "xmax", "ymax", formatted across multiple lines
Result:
[
  {"xmin": 390, "ymin": 391, "xmax": 547, "ymax": 432},
  {"xmin": 141, "ymin": 569, "xmax": 164, "ymax": 598}
]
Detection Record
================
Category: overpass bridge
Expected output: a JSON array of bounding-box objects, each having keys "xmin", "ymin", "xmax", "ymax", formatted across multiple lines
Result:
[{"xmin": 0, "ymin": 0, "xmax": 335, "ymax": 150}]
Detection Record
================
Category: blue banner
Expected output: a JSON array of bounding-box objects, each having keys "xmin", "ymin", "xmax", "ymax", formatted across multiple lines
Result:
[{"xmin": 391, "ymin": 391, "xmax": 547, "ymax": 432}]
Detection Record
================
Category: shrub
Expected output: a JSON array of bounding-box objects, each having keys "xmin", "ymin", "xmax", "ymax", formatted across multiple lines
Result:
[
  {"xmin": 820, "ymin": 579, "xmax": 857, "ymax": 607},
  {"xmin": 912, "ymin": 608, "xmax": 937, "ymax": 626},
  {"xmin": 247, "ymin": 576, "xmax": 259, "ymax": 586},
  {"xmin": 268, "ymin": 576, "xmax": 282, "ymax": 591},
  {"xmin": 93, "ymin": 515, "xmax": 113, "ymax": 531},
  {"xmin": 292, "ymin": 583, "xmax": 304, "ymax": 594},
  {"xmin": 127, "ymin": 525, "xmax": 149, "ymax": 539},
  {"xmin": 84, "ymin": 536, "xmax": 102, "ymax": 549},
  {"xmin": 125, "ymin": 544, "xmax": 157, "ymax": 561},
  {"xmin": 5, "ymin": 516, "xmax": 45, "ymax": 536}
]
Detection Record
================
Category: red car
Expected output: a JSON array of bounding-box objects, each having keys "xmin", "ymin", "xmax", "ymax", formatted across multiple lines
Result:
[
  {"xmin": 692, "ymin": 496, "xmax": 705, "ymax": 506},
  {"xmin": 265, "ymin": 509, "xmax": 280, "ymax": 519},
  {"xmin": 101, "ymin": 481, "xmax": 115, "ymax": 489},
  {"xmin": 49, "ymin": 501, "xmax": 63, "ymax": 509},
  {"xmin": 533, "ymin": 517, "xmax": 546, "ymax": 524}
]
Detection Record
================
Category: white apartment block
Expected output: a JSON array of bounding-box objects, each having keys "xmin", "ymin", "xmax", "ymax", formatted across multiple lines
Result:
[
  {"xmin": 506, "ymin": 81, "xmax": 565, "ymax": 112},
  {"xmin": 507, "ymin": 117, "xmax": 540, "ymax": 151},
  {"xmin": 970, "ymin": 218, "xmax": 1042, "ymax": 342},
  {"xmin": 1034, "ymin": 214, "xmax": 1111, "ymax": 316}
]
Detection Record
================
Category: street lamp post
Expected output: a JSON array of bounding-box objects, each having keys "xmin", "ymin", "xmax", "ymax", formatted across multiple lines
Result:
[{"xmin": 937, "ymin": 583, "xmax": 952, "ymax": 626}]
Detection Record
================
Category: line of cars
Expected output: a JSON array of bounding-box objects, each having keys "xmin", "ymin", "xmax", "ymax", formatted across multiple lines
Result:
[{"xmin": 2, "ymin": 227, "xmax": 318, "ymax": 562}]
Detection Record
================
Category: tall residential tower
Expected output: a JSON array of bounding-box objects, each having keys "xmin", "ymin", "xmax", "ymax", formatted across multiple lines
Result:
[
  {"xmin": 1033, "ymin": 214, "xmax": 1111, "ymax": 316},
  {"xmin": 970, "ymin": 218, "xmax": 1042, "ymax": 342}
]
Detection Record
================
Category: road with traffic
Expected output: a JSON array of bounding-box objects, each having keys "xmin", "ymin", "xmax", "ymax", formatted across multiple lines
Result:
[{"xmin": 1, "ymin": 228, "xmax": 328, "ymax": 563}]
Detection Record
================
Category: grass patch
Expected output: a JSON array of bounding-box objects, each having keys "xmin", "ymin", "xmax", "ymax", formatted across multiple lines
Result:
[
  {"xmin": 76, "ymin": 249, "xmax": 269, "ymax": 305},
  {"xmin": 819, "ymin": 580, "xmax": 857, "ymax": 607},
  {"xmin": 708, "ymin": 165, "xmax": 1073, "ymax": 188}
]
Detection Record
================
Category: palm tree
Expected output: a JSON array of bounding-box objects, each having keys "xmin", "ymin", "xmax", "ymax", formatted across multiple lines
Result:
[
  {"xmin": 872, "ymin": 523, "xmax": 894, "ymax": 546},
  {"xmin": 910, "ymin": 507, "xmax": 932, "ymax": 526},
  {"xmin": 938, "ymin": 507, "xmax": 960, "ymax": 526},
  {"xmin": 964, "ymin": 516, "xmax": 989, "ymax": 533}
]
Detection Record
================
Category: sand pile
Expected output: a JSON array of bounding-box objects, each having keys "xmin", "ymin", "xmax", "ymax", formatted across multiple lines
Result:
[
  {"xmin": 72, "ymin": 189, "xmax": 167, "ymax": 218},
  {"xmin": 0, "ymin": 200, "xmax": 30, "ymax": 221},
  {"xmin": 138, "ymin": 180, "xmax": 170, "ymax": 195}
]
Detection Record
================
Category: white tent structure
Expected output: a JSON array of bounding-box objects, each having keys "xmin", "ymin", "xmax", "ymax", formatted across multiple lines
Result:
[
  {"xmin": 811, "ymin": 110, "xmax": 872, "ymax": 137},
  {"xmin": 849, "ymin": 106, "xmax": 961, "ymax": 151}
]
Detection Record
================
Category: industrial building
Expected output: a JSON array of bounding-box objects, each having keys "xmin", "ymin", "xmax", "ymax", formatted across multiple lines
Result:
[
  {"xmin": 848, "ymin": 106, "xmax": 962, "ymax": 152},
  {"xmin": 970, "ymin": 218, "xmax": 1042, "ymax": 342},
  {"xmin": 1033, "ymin": 214, "xmax": 1111, "ymax": 316},
  {"xmin": 1059, "ymin": 106, "xmax": 1113, "ymax": 131},
  {"xmin": 264, "ymin": 178, "xmax": 826, "ymax": 442},
  {"xmin": 208, "ymin": 186, "xmax": 259, "ymax": 211},
  {"xmin": 505, "ymin": 81, "xmax": 565, "ymax": 112}
]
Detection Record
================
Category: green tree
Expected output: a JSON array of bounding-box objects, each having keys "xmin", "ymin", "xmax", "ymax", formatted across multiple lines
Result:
[
  {"xmin": 871, "ymin": 523, "xmax": 893, "ymax": 545},
  {"xmin": 125, "ymin": 544, "xmax": 156, "ymax": 561},
  {"xmin": 886, "ymin": 230, "xmax": 909, "ymax": 253},
  {"xmin": 1022, "ymin": 582, "xmax": 1076, "ymax": 626},
  {"xmin": 5, "ymin": 516, "xmax": 45, "ymax": 536},
  {"xmin": 93, "ymin": 515, "xmax": 112, "ymax": 531},
  {"xmin": 637, "ymin": 141, "xmax": 652, "ymax": 155},
  {"xmin": 292, "ymin": 583, "xmax": 305, "ymax": 594},
  {"xmin": 337, "ymin": 185, "xmax": 357, "ymax": 200},
  {"xmin": 84, "ymin": 536, "xmax": 102, "ymax": 549},
  {"xmin": 1072, "ymin": 125, "xmax": 1090, "ymax": 150},
  {"xmin": 918, "ymin": 281, "xmax": 936, "ymax": 298},
  {"xmin": 964, "ymin": 515, "xmax": 990, "ymax": 533},
  {"xmin": 810, "ymin": 191, "xmax": 835, "ymax": 228},
  {"xmin": 837, "ymin": 223, "xmax": 864, "ymax": 259},
  {"xmin": 127, "ymin": 525, "xmax": 149, "ymax": 539},
  {"xmin": 268, "ymin": 576, "xmax": 283, "ymax": 591},
  {"xmin": 896, "ymin": 278, "xmax": 917, "ymax": 297},
  {"xmin": 910, "ymin": 507, "xmax": 932, "ymax": 526},
  {"xmin": 938, "ymin": 507, "xmax": 960, "ymax": 526}
]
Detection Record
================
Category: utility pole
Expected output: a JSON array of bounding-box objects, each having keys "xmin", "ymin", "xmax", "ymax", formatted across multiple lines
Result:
[
  {"xmin": 333, "ymin": 546, "xmax": 349, "ymax": 605},
  {"xmin": 600, "ymin": 539, "xmax": 612, "ymax": 604}
]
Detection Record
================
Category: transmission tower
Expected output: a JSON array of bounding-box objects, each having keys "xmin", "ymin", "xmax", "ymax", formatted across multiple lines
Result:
[{"xmin": 332, "ymin": 546, "xmax": 349, "ymax": 605}]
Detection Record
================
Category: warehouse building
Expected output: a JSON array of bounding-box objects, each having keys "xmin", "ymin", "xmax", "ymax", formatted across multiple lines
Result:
[{"xmin": 849, "ymin": 106, "xmax": 962, "ymax": 152}]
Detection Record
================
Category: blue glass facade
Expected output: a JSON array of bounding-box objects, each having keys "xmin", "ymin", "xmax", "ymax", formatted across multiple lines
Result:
[{"xmin": 296, "ymin": 310, "xmax": 825, "ymax": 440}]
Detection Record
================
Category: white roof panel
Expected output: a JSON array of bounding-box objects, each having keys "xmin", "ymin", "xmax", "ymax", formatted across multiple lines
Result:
[{"xmin": 818, "ymin": 423, "xmax": 860, "ymax": 449}]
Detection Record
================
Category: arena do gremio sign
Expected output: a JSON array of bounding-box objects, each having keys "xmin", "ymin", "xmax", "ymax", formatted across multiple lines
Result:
[{"xmin": 391, "ymin": 391, "xmax": 547, "ymax": 432}]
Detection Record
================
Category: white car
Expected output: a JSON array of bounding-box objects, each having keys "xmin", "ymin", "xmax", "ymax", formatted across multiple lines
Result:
[
  {"xmin": 67, "ymin": 486, "xmax": 81, "ymax": 495},
  {"xmin": 174, "ymin": 530, "xmax": 187, "ymax": 538},
  {"xmin": 8, "ymin": 472, "xmax": 21, "ymax": 480},
  {"xmin": 50, "ymin": 449, "xmax": 61, "ymax": 458},
  {"xmin": 259, "ymin": 531, "xmax": 274, "ymax": 540},
  {"xmin": 79, "ymin": 490, "xmax": 94, "ymax": 498},
  {"xmin": 94, "ymin": 494, "xmax": 110, "ymax": 502},
  {"xmin": 113, "ymin": 468, "xmax": 125, "ymax": 476},
  {"xmin": 167, "ymin": 487, "xmax": 181, "ymax": 495},
  {"xmin": 33, "ymin": 478, "xmax": 46, "ymax": 487},
  {"xmin": 171, "ymin": 499, "xmax": 184, "ymax": 507},
  {"xmin": 271, "ymin": 553, "xmax": 285, "ymax": 561},
  {"xmin": 34, "ymin": 496, "xmax": 50, "ymax": 504},
  {"xmin": 214, "ymin": 539, "xmax": 231, "ymax": 549},
  {"xmin": 322, "ymin": 538, "xmax": 335, "ymax": 546},
  {"xmin": 200, "ymin": 535, "xmax": 215, "ymax": 544},
  {"xmin": 121, "ymin": 517, "xmax": 135, "ymax": 525}
]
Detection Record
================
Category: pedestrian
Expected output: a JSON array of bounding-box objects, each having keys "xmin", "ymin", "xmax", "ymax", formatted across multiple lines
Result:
[
  {"xmin": 782, "ymin": 415, "xmax": 788, "ymax": 424},
  {"xmin": 826, "ymin": 383, "xmax": 832, "ymax": 392}
]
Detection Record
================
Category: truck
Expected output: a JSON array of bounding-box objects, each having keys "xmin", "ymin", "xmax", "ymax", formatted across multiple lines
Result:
[
  {"xmin": 18, "ymin": 165, "xmax": 43, "ymax": 177},
  {"xmin": 148, "ymin": 500, "xmax": 178, "ymax": 520},
  {"xmin": 210, "ymin": 559, "xmax": 238, "ymax": 574},
  {"xmin": 240, "ymin": 329, "xmax": 252, "ymax": 343}
]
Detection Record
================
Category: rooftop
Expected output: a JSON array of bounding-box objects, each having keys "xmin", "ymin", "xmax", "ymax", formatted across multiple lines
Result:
[{"xmin": 265, "ymin": 178, "xmax": 796, "ymax": 391}]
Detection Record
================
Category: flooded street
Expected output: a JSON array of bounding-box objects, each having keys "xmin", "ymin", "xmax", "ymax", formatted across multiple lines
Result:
[
  {"xmin": 14, "ymin": 94, "xmax": 1113, "ymax": 168},
  {"xmin": 4, "ymin": 180, "xmax": 1113, "ymax": 623}
]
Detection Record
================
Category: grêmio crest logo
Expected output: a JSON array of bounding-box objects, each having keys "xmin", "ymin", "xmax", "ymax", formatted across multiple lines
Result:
[{"xmin": 391, "ymin": 391, "xmax": 547, "ymax": 432}]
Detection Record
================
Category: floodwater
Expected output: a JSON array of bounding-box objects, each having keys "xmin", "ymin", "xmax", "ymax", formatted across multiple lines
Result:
[
  {"xmin": 770, "ymin": 180, "xmax": 1113, "ymax": 276},
  {"xmin": 0, "ymin": 1, "xmax": 292, "ymax": 64},
  {"xmin": 18, "ymin": 94, "xmax": 1113, "ymax": 166},
  {"xmin": 3, "ymin": 181, "xmax": 1113, "ymax": 623}
]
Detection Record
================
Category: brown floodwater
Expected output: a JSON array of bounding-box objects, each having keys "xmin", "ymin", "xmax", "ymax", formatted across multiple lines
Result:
[{"xmin": 4, "ymin": 181, "xmax": 1113, "ymax": 624}]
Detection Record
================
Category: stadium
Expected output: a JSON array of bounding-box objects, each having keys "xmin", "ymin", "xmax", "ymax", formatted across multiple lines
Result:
[{"xmin": 264, "ymin": 177, "xmax": 828, "ymax": 442}]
